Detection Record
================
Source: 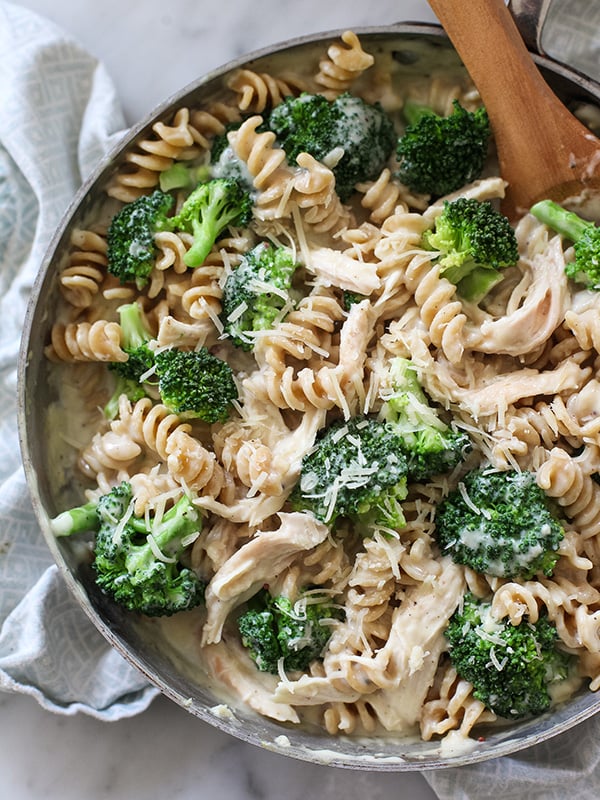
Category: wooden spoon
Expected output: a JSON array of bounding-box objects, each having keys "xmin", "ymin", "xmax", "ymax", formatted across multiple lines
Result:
[{"xmin": 427, "ymin": 0, "xmax": 600, "ymax": 219}]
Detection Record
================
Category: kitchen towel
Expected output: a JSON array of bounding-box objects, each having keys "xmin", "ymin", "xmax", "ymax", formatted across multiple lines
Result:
[
  {"xmin": 0, "ymin": 0, "xmax": 158, "ymax": 718},
  {"xmin": 3, "ymin": 0, "xmax": 600, "ymax": 797}
]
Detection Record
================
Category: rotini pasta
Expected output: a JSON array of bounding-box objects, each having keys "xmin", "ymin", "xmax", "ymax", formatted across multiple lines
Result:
[
  {"xmin": 315, "ymin": 29, "xmax": 375, "ymax": 97},
  {"xmin": 107, "ymin": 107, "xmax": 204, "ymax": 202}
]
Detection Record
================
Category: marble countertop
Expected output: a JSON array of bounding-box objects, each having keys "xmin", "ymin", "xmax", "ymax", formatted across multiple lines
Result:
[{"xmin": 5, "ymin": 1, "xmax": 441, "ymax": 798}]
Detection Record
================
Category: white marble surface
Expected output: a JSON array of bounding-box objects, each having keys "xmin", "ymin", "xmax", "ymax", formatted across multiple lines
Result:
[{"xmin": 6, "ymin": 1, "xmax": 440, "ymax": 798}]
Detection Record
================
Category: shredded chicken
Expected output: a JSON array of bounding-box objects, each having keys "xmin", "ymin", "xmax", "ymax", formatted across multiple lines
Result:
[
  {"xmin": 462, "ymin": 236, "xmax": 570, "ymax": 356},
  {"xmin": 447, "ymin": 359, "xmax": 590, "ymax": 420},
  {"xmin": 270, "ymin": 406, "xmax": 327, "ymax": 488},
  {"xmin": 337, "ymin": 299, "xmax": 376, "ymax": 379},
  {"xmin": 407, "ymin": 332, "xmax": 591, "ymax": 422},
  {"xmin": 307, "ymin": 246, "xmax": 382, "ymax": 294},
  {"xmin": 202, "ymin": 512, "xmax": 329, "ymax": 644},
  {"xmin": 194, "ymin": 490, "xmax": 289, "ymax": 526},
  {"xmin": 422, "ymin": 177, "xmax": 508, "ymax": 225},
  {"xmin": 274, "ymin": 560, "xmax": 465, "ymax": 719},
  {"xmin": 202, "ymin": 638, "xmax": 300, "ymax": 723}
]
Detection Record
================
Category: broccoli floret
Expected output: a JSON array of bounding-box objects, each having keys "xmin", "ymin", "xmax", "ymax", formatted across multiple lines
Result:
[
  {"xmin": 154, "ymin": 346, "xmax": 238, "ymax": 423},
  {"xmin": 220, "ymin": 242, "xmax": 299, "ymax": 350},
  {"xmin": 105, "ymin": 303, "xmax": 156, "ymax": 419},
  {"xmin": 168, "ymin": 178, "xmax": 252, "ymax": 267},
  {"xmin": 435, "ymin": 469, "xmax": 565, "ymax": 579},
  {"xmin": 50, "ymin": 482, "xmax": 205, "ymax": 616},
  {"xmin": 379, "ymin": 358, "xmax": 471, "ymax": 480},
  {"xmin": 237, "ymin": 589, "xmax": 340, "ymax": 674},
  {"xmin": 290, "ymin": 416, "xmax": 408, "ymax": 530},
  {"xmin": 107, "ymin": 190, "xmax": 174, "ymax": 288},
  {"xmin": 396, "ymin": 99, "xmax": 490, "ymax": 197},
  {"xmin": 238, "ymin": 604, "xmax": 281, "ymax": 673},
  {"xmin": 422, "ymin": 198, "xmax": 519, "ymax": 302},
  {"xmin": 268, "ymin": 92, "xmax": 396, "ymax": 201},
  {"xmin": 530, "ymin": 199, "xmax": 600, "ymax": 289},
  {"xmin": 446, "ymin": 593, "xmax": 573, "ymax": 719}
]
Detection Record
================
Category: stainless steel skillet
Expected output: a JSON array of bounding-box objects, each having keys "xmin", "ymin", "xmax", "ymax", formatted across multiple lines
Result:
[{"xmin": 17, "ymin": 9, "xmax": 600, "ymax": 771}]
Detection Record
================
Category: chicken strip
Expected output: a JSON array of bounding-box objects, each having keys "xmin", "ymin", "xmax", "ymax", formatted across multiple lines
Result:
[{"xmin": 202, "ymin": 512, "xmax": 329, "ymax": 644}]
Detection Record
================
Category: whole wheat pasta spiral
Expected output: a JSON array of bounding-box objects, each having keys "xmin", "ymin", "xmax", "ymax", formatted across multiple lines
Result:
[
  {"xmin": 490, "ymin": 402, "xmax": 573, "ymax": 468},
  {"xmin": 226, "ymin": 68, "xmax": 307, "ymax": 113},
  {"xmin": 244, "ymin": 364, "xmax": 342, "ymax": 413},
  {"xmin": 92, "ymin": 396, "xmax": 227, "ymax": 495},
  {"xmin": 293, "ymin": 153, "xmax": 354, "ymax": 234},
  {"xmin": 58, "ymin": 229, "xmax": 108, "ymax": 310},
  {"xmin": 420, "ymin": 662, "xmax": 494, "ymax": 741},
  {"xmin": 253, "ymin": 291, "xmax": 345, "ymax": 372},
  {"xmin": 46, "ymin": 319, "xmax": 126, "ymax": 363},
  {"xmin": 564, "ymin": 307, "xmax": 600, "ymax": 354},
  {"xmin": 491, "ymin": 575, "xmax": 600, "ymax": 654},
  {"xmin": 107, "ymin": 107, "xmax": 202, "ymax": 202},
  {"xmin": 178, "ymin": 234, "xmax": 251, "ymax": 321},
  {"xmin": 357, "ymin": 169, "xmax": 407, "ymax": 225},
  {"xmin": 188, "ymin": 102, "xmax": 242, "ymax": 146},
  {"xmin": 536, "ymin": 447, "xmax": 600, "ymax": 539},
  {"xmin": 402, "ymin": 251, "xmax": 468, "ymax": 365},
  {"xmin": 315, "ymin": 30, "xmax": 375, "ymax": 97},
  {"xmin": 405, "ymin": 75, "xmax": 481, "ymax": 117},
  {"xmin": 228, "ymin": 115, "xmax": 293, "ymax": 217},
  {"xmin": 153, "ymin": 230, "xmax": 194, "ymax": 275},
  {"xmin": 323, "ymin": 696, "xmax": 379, "ymax": 735},
  {"xmin": 111, "ymin": 396, "xmax": 192, "ymax": 461},
  {"xmin": 219, "ymin": 433, "xmax": 283, "ymax": 496},
  {"xmin": 78, "ymin": 428, "xmax": 144, "ymax": 482}
]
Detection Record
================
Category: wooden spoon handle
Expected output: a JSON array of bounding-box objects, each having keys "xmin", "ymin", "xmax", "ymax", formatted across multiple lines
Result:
[{"xmin": 428, "ymin": 0, "xmax": 599, "ymax": 215}]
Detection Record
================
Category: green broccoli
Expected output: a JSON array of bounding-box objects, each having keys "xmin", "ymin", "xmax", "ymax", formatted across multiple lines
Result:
[
  {"xmin": 105, "ymin": 302, "xmax": 156, "ymax": 419},
  {"xmin": 168, "ymin": 177, "xmax": 252, "ymax": 267},
  {"xmin": 396, "ymin": 99, "xmax": 490, "ymax": 197},
  {"xmin": 435, "ymin": 468, "xmax": 565, "ymax": 579},
  {"xmin": 446, "ymin": 593, "xmax": 573, "ymax": 719},
  {"xmin": 107, "ymin": 189, "xmax": 174, "ymax": 288},
  {"xmin": 154, "ymin": 346, "xmax": 238, "ymax": 423},
  {"xmin": 268, "ymin": 92, "xmax": 396, "ymax": 201},
  {"xmin": 289, "ymin": 415, "xmax": 408, "ymax": 531},
  {"xmin": 220, "ymin": 241, "xmax": 299, "ymax": 350},
  {"xmin": 50, "ymin": 482, "xmax": 205, "ymax": 617},
  {"xmin": 238, "ymin": 603, "xmax": 281, "ymax": 673},
  {"xmin": 159, "ymin": 162, "xmax": 211, "ymax": 192},
  {"xmin": 237, "ymin": 589, "xmax": 340, "ymax": 674},
  {"xmin": 342, "ymin": 290, "xmax": 367, "ymax": 311},
  {"xmin": 530, "ymin": 199, "xmax": 600, "ymax": 289},
  {"xmin": 379, "ymin": 357, "xmax": 471, "ymax": 480},
  {"xmin": 422, "ymin": 197, "xmax": 519, "ymax": 302}
]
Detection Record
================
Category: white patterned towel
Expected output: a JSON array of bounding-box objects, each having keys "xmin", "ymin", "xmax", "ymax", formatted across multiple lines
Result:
[{"xmin": 0, "ymin": 0, "xmax": 158, "ymax": 718}]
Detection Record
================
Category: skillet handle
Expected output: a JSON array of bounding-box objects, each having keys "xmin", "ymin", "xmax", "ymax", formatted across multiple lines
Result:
[
  {"xmin": 507, "ymin": 0, "xmax": 551, "ymax": 55},
  {"xmin": 508, "ymin": 0, "xmax": 600, "ymax": 83}
]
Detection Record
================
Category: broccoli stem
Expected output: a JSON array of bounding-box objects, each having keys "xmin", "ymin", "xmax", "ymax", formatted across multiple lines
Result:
[
  {"xmin": 119, "ymin": 302, "xmax": 152, "ymax": 347},
  {"xmin": 402, "ymin": 99, "xmax": 435, "ymax": 126},
  {"xmin": 124, "ymin": 493, "xmax": 200, "ymax": 571},
  {"xmin": 185, "ymin": 216, "xmax": 217, "ymax": 267},
  {"xmin": 51, "ymin": 501, "xmax": 100, "ymax": 537},
  {"xmin": 530, "ymin": 199, "xmax": 594, "ymax": 243}
]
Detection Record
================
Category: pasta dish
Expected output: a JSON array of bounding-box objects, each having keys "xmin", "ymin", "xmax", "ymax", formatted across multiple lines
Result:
[{"xmin": 43, "ymin": 30, "xmax": 600, "ymax": 748}]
